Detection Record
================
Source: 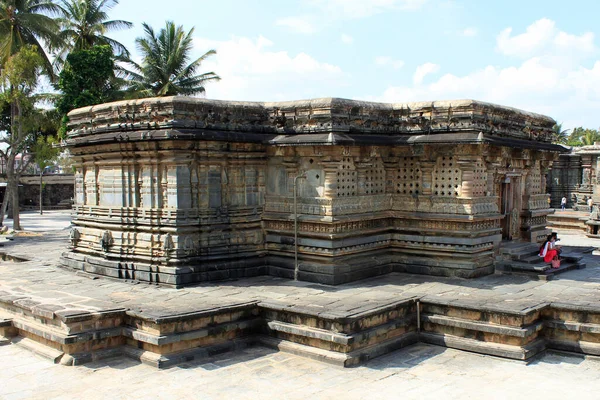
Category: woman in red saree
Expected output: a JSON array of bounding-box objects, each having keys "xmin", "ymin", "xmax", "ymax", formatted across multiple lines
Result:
[{"xmin": 539, "ymin": 234, "xmax": 560, "ymax": 263}]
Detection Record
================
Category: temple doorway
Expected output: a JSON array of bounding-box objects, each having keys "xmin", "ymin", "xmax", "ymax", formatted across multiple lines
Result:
[{"xmin": 501, "ymin": 176, "xmax": 520, "ymax": 240}]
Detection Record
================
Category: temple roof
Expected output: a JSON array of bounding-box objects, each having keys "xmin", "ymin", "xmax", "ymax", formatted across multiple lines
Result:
[{"xmin": 65, "ymin": 96, "xmax": 558, "ymax": 147}]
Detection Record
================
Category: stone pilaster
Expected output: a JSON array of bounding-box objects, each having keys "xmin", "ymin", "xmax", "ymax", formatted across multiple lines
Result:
[
  {"xmin": 321, "ymin": 161, "xmax": 339, "ymax": 199},
  {"xmin": 355, "ymin": 162, "xmax": 369, "ymax": 195},
  {"xmin": 383, "ymin": 158, "xmax": 398, "ymax": 194},
  {"xmin": 420, "ymin": 161, "xmax": 435, "ymax": 196},
  {"xmin": 457, "ymin": 159, "xmax": 477, "ymax": 198}
]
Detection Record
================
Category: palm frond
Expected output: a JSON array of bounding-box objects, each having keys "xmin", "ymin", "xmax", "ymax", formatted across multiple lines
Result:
[{"xmin": 128, "ymin": 21, "xmax": 220, "ymax": 97}]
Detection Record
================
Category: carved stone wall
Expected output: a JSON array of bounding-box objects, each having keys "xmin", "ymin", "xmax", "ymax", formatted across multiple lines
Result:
[{"xmin": 61, "ymin": 96, "xmax": 563, "ymax": 286}]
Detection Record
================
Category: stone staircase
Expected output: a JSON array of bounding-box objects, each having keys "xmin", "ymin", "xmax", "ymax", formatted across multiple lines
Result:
[{"xmin": 496, "ymin": 241, "xmax": 589, "ymax": 280}]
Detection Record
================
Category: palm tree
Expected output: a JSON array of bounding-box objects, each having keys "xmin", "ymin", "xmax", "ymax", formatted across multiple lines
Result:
[
  {"xmin": 552, "ymin": 123, "xmax": 570, "ymax": 145},
  {"xmin": 57, "ymin": 0, "xmax": 132, "ymax": 59},
  {"xmin": 125, "ymin": 21, "xmax": 220, "ymax": 97},
  {"xmin": 581, "ymin": 131, "xmax": 600, "ymax": 146},
  {"xmin": 0, "ymin": 0, "xmax": 62, "ymax": 78}
]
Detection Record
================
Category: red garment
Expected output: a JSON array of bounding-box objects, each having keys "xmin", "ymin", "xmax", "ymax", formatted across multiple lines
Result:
[{"xmin": 544, "ymin": 249, "xmax": 558, "ymax": 263}]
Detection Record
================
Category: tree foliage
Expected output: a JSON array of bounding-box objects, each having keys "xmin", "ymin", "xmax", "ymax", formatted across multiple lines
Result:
[
  {"xmin": 566, "ymin": 127, "xmax": 600, "ymax": 147},
  {"xmin": 55, "ymin": 45, "xmax": 119, "ymax": 115},
  {"xmin": 0, "ymin": 0, "xmax": 62, "ymax": 79},
  {"xmin": 551, "ymin": 123, "xmax": 570, "ymax": 145},
  {"xmin": 125, "ymin": 21, "xmax": 220, "ymax": 97},
  {"xmin": 0, "ymin": 45, "xmax": 45, "ymax": 229}
]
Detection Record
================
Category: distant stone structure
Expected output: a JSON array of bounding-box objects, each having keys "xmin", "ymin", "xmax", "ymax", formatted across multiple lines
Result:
[
  {"xmin": 549, "ymin": 143, "xmax": 600, "ymax": 236},
  {"xmin": 0, "ymin": 174, "xmax": 74, "ymax": 209},
  {"xmin": 549, "ymin": 144, "xmax": 600, "ymax": 209},
  {"xmin": 60, "ymin": 97, "xmax": 563, "ymax": 286}
]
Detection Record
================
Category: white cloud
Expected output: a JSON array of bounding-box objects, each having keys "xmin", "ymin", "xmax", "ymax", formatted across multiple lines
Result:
[
  {"xmin": 375, "ymin": 56, "xmax": 404, "ymax": 69},
  {"xmin": 367, "ymin": 20, "xmax": 600, "ymax": 128},
  {"xmin": 413, "ymin": 62, "xmax": 440, "ymax": 84},
  {"xmin": 275, "ymin": 16, "xmax": 316, "ymax": 34},
  {"xmin": 309, "ymin": 0, "xmax": 427, "ymax": 18},
  {"xmin": 460, "ymin": 27, "xmax": 477, "ymax": 37},
  {"xmin": 554, "ymin": 31, "xmax": 595, "ymax": 54},
  {"xmin": 497, "ymin": 18, "xmax": 595, "ymax": 59},
  {"xmin": 341, "ymin": 34, "xmax": 353, "ymax": 44},
  {"xmin": 193, "ymin": 36, "xmax": 345, "ymax": 101},
  {"xmin": 373, "ymin": 57, "xmax": 600, "ymax": 129},
  {"xmin": 278, "ymin": 0, "xmax": 427, "ymax": 34}
]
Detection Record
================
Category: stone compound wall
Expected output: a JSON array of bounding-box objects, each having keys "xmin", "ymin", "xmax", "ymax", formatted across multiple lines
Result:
[
  {"xmin": 0, "ymin": 175, "xmax": 74, "ymax": 208},
  {"xmin": 60, "ymin": 97, "xmax": 562, "ymax": 286}
]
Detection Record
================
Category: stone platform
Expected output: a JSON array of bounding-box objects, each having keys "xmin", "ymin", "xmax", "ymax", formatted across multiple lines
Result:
[
  {"xmin": 1, "ymin": 224, "xmax": 600, "ymax": 368},
  {"xmin": 546, "ymin": 209, "xmax": 589, "ymax": 232}
]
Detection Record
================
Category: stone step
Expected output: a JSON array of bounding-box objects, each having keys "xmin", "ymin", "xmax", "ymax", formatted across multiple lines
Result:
[
  {"xmin": 499, "ymin": 242, "xmax": 536, "ymax": 255},
  {"xmin": 520, "ymin": 255, "xmax": 545, "ymax": 264},
  {"xmin": 420, "ymin": 332, "xmax": 546, "ymax": 360},
  {"xmin": 12, "ymin": 337, "xmax": 66, "ymax": 364},
  {"xmin": 122, "ymin": 337, "xmax": 255, "ymax": 369},
  {"xmin": 497, "ymin": 260, "xmax": 585, "ymax": 280},
  {"xmin": 517, "ymin": 253, "xmax": 581, "ymax": 264}
]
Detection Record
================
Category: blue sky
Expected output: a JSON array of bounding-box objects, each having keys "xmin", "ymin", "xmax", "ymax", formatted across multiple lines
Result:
[{"xmin": 108, "ymin": 0, "xmax": 600, "ymax": 130}]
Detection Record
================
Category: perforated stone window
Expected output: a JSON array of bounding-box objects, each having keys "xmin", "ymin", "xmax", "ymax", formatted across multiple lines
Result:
[
  {"xmin": 433, "ymin": 156, "xmax": 461, "ymax": 197},
  {"xmin": 472, "ymin": 162, "xmax": 488, "ymax": 197},
  {"xmin": 529, "ymin": 164, "xmax": 542, "ymax": 194},
  {"xmin": 365, "ymin": 157, "xmax": 385, "ymax": 195},
  {"xmin": 337, "ymin": 157, "xmax": 357, "ymax": 197},
  {"xmin": 396, "ymin": 156, "xmax": 420, "ymax": 195}
]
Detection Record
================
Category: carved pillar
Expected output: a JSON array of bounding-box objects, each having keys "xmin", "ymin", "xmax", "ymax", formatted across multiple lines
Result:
[
  {"xmin": 484, "ymin": 161, "xmax": 498, "ymax": 196},
  {"xmin": 523, "ymin": 164, "xmax": 533, "ymax": 197},
  {"xmin": 321, "ymin": 161, "xmax": 339, "ymax": 199},
  {"xmin": 457, "ymin": 158, "xmax": 477, "ymax": 198},
  {"xmin": 540, "ymin": 160, "xmax": 550, "ymax": 195},
  {"xmin": 420, "ymin": 161, "xmax": 435, "ymax": 196},
  {"xmin": 582, "ymin": 155, "xmax": 593, "ymax": 187},
  {"xmin": 355, "ymin": 162, "xmax": 369, "ymax": 195},
  {"xmin": 190, "ymin": 162, "xmax": 199, "ymax": 209},
  {"xmin": 383, "ymin": 158, "xmax": 398, "ymax": 194}
]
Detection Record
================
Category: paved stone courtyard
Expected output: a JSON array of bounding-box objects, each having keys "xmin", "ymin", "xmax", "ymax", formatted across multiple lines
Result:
[
  {"xmin": 3, "ymin": 338, "xmax": 600, "ymax": 399},
  {"xmin": 2, "ymin": 210, "xmax": 600, "ymax": 399},
  {"xmin": 2, "ymin": 212, "xmax": 600, "ymax": 324}
]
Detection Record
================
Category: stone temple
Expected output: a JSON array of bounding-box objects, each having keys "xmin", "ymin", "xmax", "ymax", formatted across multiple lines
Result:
[{"xmin": 60, "ymin": 97, "xmax": 564, "ymax": 287}]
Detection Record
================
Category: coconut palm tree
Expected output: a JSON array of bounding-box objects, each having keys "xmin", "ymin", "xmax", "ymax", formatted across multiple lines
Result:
[
  {"xmin": 0, "ymin": 0, "xmax": 62, "ymax": 78},
  {"xmin": 551, "ymin": 123, "xmax": 570, "ymax": 144},
  {"xmin": 57, "ymin": 0, "xmax": 132, "ymax": 59},
  {"xmin": 581, "ymin": 131, "xmax": 600, "ymax": 146},
  {"xmin": 125, "ymin": 21, "xmax": 220, "ymax": 97}
]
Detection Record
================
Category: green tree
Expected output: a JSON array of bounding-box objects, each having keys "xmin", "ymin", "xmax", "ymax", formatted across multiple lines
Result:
[
  {"xmin": 567, "ymin": 127, "xmax": 600, "ymax": 147},
  {"xmin": 57, "ymin": 0, "xmax": 132, "ymax": 60},
  {"xmin": 125, "ymin": 21, "xmax": 220, "ymax": 97},
  {"xmin": 551, "ymin": 123, "xmax": 570, "ymax": 145},
  {"xmin": 0, "ymin": 45, "xmax": 44, "ymax": 229},
  {"xmin": 581, "ymin": 131, "xmax": 600, "ymax": 146},
  {"xmin": 55, "ymin": 45, "xmax": 120, "ymax": 116},
  {"xmin": 0, "ymin": 0, "xmax": 62, "ymax": 79}
]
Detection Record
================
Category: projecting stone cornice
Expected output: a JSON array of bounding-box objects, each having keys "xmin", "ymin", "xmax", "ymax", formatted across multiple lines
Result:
[{"xmin": 65, "ymin": 96, "xmax": 557, "ymax": 145}]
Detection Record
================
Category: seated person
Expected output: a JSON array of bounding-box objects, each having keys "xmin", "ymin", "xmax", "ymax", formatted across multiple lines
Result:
[{"xmin": 539, "ymin": 234, "xmax": 561, "ymax": 263}]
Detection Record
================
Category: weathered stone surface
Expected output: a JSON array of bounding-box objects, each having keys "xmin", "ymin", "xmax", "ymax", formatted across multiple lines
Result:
[{"xmin": 61, "ymin": 96, "xmax": 563, "ymax": 286}]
